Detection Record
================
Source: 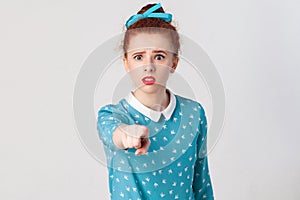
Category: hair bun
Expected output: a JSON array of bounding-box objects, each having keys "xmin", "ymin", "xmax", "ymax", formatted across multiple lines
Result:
[{"xmin": 137, "ymin": 3, "xmax": 165, "ymax": 14}]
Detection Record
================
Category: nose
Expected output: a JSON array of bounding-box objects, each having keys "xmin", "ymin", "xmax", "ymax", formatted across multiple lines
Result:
[
  {"xmin": 144, "ymin": 54, "xmax": 156, "ymax": 72},
  {"xmin": 144, "ymin": 64, "xmax": 155, "ymax": 72}
]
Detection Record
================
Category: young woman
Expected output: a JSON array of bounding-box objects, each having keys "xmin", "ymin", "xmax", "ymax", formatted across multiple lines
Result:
[{"xmin": 97, "ymin": 3, "xmax": 214, "ymax": 199}]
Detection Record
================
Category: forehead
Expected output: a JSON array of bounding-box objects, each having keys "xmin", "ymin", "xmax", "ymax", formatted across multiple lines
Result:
[{"xmin": 126, "ymin": 32, "xmax": 176, "ymax": 54}]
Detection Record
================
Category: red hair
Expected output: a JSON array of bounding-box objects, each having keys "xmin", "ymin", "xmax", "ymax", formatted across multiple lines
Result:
[{"xmin": 123, "ymin": 3, "xmax": 180, "ymax": 57}]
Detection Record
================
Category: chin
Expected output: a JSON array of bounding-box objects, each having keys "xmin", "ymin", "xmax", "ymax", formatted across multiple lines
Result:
[{"xmin": 136, "ymin": 84, "xmax": 166, "ymax": 93}]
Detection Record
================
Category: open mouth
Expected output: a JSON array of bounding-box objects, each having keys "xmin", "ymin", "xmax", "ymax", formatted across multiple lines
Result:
[{"xmin": 142, "ymin": 76, "xmax": 156, "ymax": 85}]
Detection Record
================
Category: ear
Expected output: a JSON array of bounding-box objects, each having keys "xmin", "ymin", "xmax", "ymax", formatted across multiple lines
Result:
[
  {"xmin": 170, "ymin": 56, "xmax": 179, "ymax": 73},
  {"xmin": 123, "ymin": 57, "xmax": 129, "ymax": 73}
]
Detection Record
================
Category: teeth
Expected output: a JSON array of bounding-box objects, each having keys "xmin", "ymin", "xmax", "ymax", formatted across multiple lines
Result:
[{"xmin": 143, "ymin": 77, "xmax": 154, "ymax": 81}]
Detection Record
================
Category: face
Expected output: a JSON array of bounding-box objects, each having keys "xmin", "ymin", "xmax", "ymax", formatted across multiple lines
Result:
[{"xmin": 123, "ymin": 32, "xmax": 179, "ymax": 94}]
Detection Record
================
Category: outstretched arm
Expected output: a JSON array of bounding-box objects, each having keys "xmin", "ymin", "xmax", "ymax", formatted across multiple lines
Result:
[{"xmin": 97, "ymin": 104, "xmax": 150, "ymax": 155}]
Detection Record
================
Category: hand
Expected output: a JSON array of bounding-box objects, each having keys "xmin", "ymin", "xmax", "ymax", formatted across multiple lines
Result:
[{"xmin": 113, "ymin": 124, "xmax": 150, "ymax": 156}]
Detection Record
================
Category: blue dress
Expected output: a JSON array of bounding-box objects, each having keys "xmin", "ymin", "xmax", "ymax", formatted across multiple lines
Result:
[{"xmin": 97, "ymin": 90, "xmax": 214, "ymax": 200}]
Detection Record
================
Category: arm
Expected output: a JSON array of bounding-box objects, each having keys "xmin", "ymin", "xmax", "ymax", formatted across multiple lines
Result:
[
  {"xmin": 97, "ymin": 104, "xmax": 127, "ymax": 150},
  {"xmin": 97, "ymin": 104, "xmax": 150, "ymax": 155},
  {"xmin": 192, "ymin": 105, "xmax": 214, "ymax": 200}
]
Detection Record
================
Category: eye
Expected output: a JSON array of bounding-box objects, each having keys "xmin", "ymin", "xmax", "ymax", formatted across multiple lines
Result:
[
  {"xmin": 155, "ymin": 54, "xmax": 165, "ymax": 60},
  {"xmin": 133, "ymin": 55, "xmax": 142, "ymax": 60}
]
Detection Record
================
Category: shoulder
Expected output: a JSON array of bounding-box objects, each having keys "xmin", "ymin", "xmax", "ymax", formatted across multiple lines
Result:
[
  {"xmin": 174, "ymin": 94, "xmax": 205, "ymax": 111},
  {"xmin": 174, "ymin": 94, "xmax": 207, "ymax": 123},
  {"xmin": 97, "ymin": 99, "xmax": 129, "ymax": 116}
]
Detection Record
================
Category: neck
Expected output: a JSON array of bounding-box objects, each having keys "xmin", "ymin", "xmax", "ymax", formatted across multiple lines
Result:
[{"xmin": 133, "ymin": 88, "xmax": 170, "ymax": 111}]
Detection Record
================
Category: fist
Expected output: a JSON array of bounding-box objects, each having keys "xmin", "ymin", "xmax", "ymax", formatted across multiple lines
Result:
[{"xmin": 119, "ymin": 124, "xmax": 150, "ymax": 156}]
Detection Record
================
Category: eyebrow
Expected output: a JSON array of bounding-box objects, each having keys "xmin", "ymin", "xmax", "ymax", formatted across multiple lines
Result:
[
  {"xmin": 131, "ymin": 50, "xmax": 168, "ymax": 56},
  {"xmin": 153, "ymin": 50, "xmax": 167, "ymax": 54}
]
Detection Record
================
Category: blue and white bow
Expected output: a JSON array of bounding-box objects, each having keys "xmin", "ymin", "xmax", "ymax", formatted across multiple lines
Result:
[{"xmin": 125, "ymin": 3, "xmax": 172, "ymax": 28}]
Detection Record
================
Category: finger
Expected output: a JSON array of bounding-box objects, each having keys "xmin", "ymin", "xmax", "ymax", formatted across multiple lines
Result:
[
  {"xmin": 132, "ymin": 137, "xmax": 142, "ymax": 149},
  {"xmin": 142, "ymin": 138, "xmax": 151, "ymax": 152},
  {"xmin": 121, "ymin": 131, "xmax": 128, "ymax": 149},
  {"xmin": 135, "ymin": 138, "xmax": 151, "ymax": 156},
  {"xmin": 127, "ymin": 135, "xmax": 135, "ymax": 148}
]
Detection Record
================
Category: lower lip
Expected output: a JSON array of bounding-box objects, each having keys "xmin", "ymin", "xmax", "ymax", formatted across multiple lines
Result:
[{"xmin": 142, "ymin": 77, "xmax": 156, "ymax": 85}]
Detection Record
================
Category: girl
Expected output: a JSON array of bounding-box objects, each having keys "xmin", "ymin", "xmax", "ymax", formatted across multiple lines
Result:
[{"xmin": 97, "ymin": 3, "xmax": 214, "ymax": 200}]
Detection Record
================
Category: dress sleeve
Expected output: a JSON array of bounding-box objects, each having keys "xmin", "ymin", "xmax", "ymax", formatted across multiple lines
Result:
[
  {"xmin": 97, "ymin": 104, "xmax": 129, "ymax": 150},
  {"xmin": 192, "ymin": 104, "xmax": 214, "ymax": 200}
]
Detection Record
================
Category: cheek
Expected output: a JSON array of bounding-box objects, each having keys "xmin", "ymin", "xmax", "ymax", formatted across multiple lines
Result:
[
  {"xmin": 127, "ymin": 66, "xmax": 145, "ymax": 86},
  {"xmin": 127, "ymin": 59, "xmax": 143, "ymax": 71},
  {"xmin": 160, "ymin": 57, "xmax": 175, "ymax": 67},
  {"xmin": 126, "ymin": 60, "xmax": 134, "ymax": 71},
  {"xmin": 155, "ymin": 67, "xmax": 171, "ymax": 84}
]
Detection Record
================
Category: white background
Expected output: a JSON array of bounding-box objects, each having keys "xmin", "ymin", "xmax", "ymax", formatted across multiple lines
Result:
[{"xmin": 1, "ymin": 0, "xmax": 299, "ymax": 199}]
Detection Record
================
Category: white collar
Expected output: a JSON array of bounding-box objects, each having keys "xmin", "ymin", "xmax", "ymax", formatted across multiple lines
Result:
[{"xmin": 125, "ymin": 89, "xmax": 176, "ymax": 122}]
